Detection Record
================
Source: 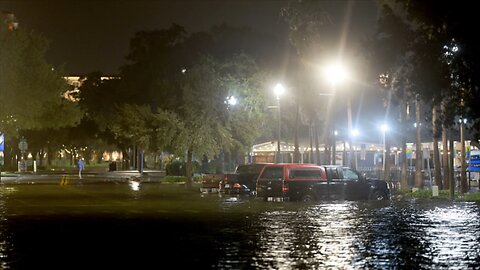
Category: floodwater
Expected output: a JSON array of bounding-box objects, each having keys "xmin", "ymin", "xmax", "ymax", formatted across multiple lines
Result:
[{"xmin": 0, "ymin": 182, "xmax": 479, "ymax": 269}]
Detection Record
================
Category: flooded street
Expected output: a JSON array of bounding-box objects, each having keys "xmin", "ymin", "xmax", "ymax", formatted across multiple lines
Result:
[{"xmin": 0, "ymin": 182, "xmax": 479, "ymax": 269}]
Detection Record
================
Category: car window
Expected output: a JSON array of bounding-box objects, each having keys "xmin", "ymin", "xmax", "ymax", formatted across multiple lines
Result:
[
  {"xmin": 343, "ymin": 168, "xmax": 359, "ymax": 181},
  {"xmin": 326, "ymin": 168, "xmax": 342, "ymax": 180},
  {"xmin": 289, "ymin": 169, "xmax": 322, "ymax": 179},
  {"xmin": 260, "ymin": 166, "xmax": 283, "ymax": 179}
]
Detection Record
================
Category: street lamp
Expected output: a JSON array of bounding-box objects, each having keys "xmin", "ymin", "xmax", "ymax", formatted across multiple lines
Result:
[
  {"xmin": 225, "ymin": 95, "xmax": 237, "ymax": 106},
  {"xmin": 274, "ymin": 83, "xmax": 285, "ymax": 163}
]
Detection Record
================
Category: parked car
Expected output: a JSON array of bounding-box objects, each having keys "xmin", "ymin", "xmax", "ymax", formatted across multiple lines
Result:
[
  {"xmin": 220, "ymin": 163, "xmax": 270, "ymax": 195},
  {"xmin": 200, "ymin": 174, "xmax": 225, "ymax": 193},
  {"xmin": 256, "ymin": 164, "xmax": 390, "ymax": 202}
]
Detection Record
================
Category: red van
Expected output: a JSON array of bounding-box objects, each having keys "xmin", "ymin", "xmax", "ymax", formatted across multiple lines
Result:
[{"xmin": 256, "ymin": 164, "xmax": 390, "ymax": 201}]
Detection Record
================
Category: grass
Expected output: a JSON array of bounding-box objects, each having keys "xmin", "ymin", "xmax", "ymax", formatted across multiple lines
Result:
[
  {"xmin": 401, "ymin": 188, "xmax": 480, "ymax": 201},
  {"xmin": 162, "ymin": 175, "xmax": 202, "ymax": 183}
]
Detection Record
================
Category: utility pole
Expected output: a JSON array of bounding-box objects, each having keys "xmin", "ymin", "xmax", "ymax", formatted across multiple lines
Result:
[{"xmin": 460, "ymin": 118, "xmax": 467, "ymax": 194}]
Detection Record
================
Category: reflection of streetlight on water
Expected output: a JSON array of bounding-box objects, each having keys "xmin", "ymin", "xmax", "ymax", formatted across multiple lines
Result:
[{"xmin": 274, "ymin": 83, "xmax": 285, "ymax": 163}]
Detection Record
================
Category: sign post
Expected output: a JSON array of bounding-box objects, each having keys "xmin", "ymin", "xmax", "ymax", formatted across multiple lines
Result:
[{"xmin": 18, "ymin": 137, "xmax": 28, "ymax": 172}]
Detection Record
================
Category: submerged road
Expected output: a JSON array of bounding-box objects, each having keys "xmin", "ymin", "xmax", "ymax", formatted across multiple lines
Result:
[{"xmin": 0, "ymin": 175, "xmax": 478, "ymax": 269}]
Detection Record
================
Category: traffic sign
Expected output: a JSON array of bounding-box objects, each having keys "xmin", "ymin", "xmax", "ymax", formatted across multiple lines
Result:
[
  {"xmin": 0, "ymin": 133, "xmax": 4, "ymax": 152},
  {"xmin": 18, "ymin": 137, "xmax": 28, "ymax": 153}
]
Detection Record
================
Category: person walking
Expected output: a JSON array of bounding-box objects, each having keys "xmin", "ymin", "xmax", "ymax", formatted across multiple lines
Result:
[{"xmin": 78, "ymin": 157, "xmax": 84, "ymax": 179}]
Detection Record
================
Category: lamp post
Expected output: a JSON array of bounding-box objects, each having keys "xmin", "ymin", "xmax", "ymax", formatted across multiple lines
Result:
[
  {"xmin": 332, "ymin": 130, "xmax": 338, "ymax": 165},
  {"xmin": 274, "ymin": 83, "xmax": 285, "ymax": 163},
  {"xmin": 460, "ymin": 117, "xmax": 467, "ymax": 193},
  {"xmin": 324, "ymin": 62, "xmax": 354, "ymax": 168},
  {"xmin": 350, "ymin": 128, "xmax": 359, "ymax": 169},
  {"xmin": 380, "ymin": 123, "xmax": 389, "ymax": 181},
  {"xmin": 225, "ymin": 95, "xmax": 237, "ymax": 171}
]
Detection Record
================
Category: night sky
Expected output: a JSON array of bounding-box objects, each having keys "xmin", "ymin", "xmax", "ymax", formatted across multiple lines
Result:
[
  {"xmin": 1, "ymin": 0, "xmax": 387, "ymax": 140},
  {"xmin": 1, "ymin": 0, "xmax": 294, "ymax": 74},
  {"xmin": 0, "ymin": 0, "xmax": 377, "ymax": 75}
]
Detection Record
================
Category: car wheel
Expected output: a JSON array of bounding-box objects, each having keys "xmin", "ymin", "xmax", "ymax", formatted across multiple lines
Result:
[
  {"xmin": 371, "ymin": 190, "xmax": 387, "ymax": 201},
  {"xmin": 301, "ymin": 193, "xmax": 316, "ymax": 202}
]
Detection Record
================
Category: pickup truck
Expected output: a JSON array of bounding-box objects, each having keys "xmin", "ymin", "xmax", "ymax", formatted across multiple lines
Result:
[
  {"xmin": 199, "ymin": 163, "xmax": 270, "ymax": 194},
  {"xmin": 256, "ymin": 164, "xmax": 390, "ymax": 202},
  {"xmin": 200, "ymin": 174, "xmax": 226, "ymax": 193},
  {"xmin": 219, "ymin": 163, "xmax": 269, "ymax": 195}
]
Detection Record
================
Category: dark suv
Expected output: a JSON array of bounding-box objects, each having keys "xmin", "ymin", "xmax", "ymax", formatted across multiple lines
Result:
[
  {"xmin": 220, "ymin": 163, "xmax": 269, "ymax": 195},
  {"xmin": 256, "ymin": 164, "xmax": 390, "ymax": 201}
]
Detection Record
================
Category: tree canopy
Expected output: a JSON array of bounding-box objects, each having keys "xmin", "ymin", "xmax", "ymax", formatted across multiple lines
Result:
[{"xmin": 0, "ymin": 18, "xmax": 81, "ymax": 137}]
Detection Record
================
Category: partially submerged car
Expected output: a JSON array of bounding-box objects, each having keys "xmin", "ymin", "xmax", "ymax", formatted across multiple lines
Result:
[
  {"xmin": 256, "ymin": 164, "xmax": 390, "ymax": 202},
  {"xmin": 220, "ymin": 163, "xmax": 270, "ymax": 195}
]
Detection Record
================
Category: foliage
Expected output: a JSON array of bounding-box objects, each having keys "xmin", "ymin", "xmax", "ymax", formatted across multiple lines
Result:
[
  {"xmin": 372, "ymin": 0, "xmax": 480, "ymax": 134},
  {"xmin": 165, "ymin": 159, "xmax": 200, "ymax": 176},
  {"xmin": 108, "ymin": 104, "xmax": 182, "ymax": 152},
  {"xmin": 0, "ymin": 20, "xmax": 82, "ymax": 136},
  {"xmin": 119, "ymin": 25, "xmax": 270, "ymax": 180}
]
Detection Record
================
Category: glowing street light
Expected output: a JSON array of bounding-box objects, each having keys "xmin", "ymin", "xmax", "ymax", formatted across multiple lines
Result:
[
  {"xmin": 225, "ymin": 95, "xmax": 237, "ymax": 106},
  {"xmin": 324, "ymin": 63, "xmax": 348, "ymax": 86},
  {"xmin": 274, "ymin": 83, "xmax": 285, "ymax": 163}
]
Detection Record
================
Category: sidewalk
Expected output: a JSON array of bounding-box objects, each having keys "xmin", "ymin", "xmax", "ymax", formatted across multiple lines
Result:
[{"xmin": 0, "ymin": 169, "xmax": 165, "ymax": 184}]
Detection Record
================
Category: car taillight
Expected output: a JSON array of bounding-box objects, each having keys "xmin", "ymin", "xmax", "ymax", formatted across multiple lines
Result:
[
  {"xmin": 282, "ymin": 183, "xmax": 288, "ymax": 193},
  {"xmin": 233, "ymin": 183, "xmax": 242, "ymax": 189}
]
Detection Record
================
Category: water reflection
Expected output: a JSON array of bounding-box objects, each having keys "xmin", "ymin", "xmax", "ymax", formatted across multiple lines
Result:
[
  {"xmin": 0, "ymin": 183, "xmax": 479, "ymax": 269},
  {"xmin": 128, "ymin": 180, "xmax": 140, "ymax": 191},
  {"xmin": 0, "ymin": 187, "xmax": 15, "ymax": 269},
  {"xmin": 422, "ymin": 203, "xmax": 480, "ymax": 269},
  {"xmin": 240, "ymin": 200, "xmax": 480, "ymax": 269}
]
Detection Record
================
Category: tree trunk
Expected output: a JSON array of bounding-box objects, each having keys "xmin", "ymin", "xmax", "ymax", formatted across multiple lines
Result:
[
  {"xmin": 309, "ymin": 123, "xmax": 314, "ymax": 163},
  {"xmin": 185, "ymin": 147, "xmax": 193, "ymax": 189},
  {"xmin": 384, "ymin": 131, "xmax": 391, "ymax": 185},
  {"xmin": 314, "ymin": 120, "xmax": 320, "ymax": 165},
  {"xmin": 432, "ymin": 105, "xmax": 442, "ymax": 189},
  {"xmin": 449, "ymin": 135, "xmax": 455, "ymax": 199},
  {"xmin": 415, "ymin": 97, "xmax": 423, "ymax": 188},
  {"xmin": 400, "ymin": 98, "xmax": 408, "ymax": 191},
  {"xmin": 442, "ymin": 127, "xmax": 450, "ymax": 191},
  {"xmin": 293, "ymin": 102, "xmax": 301, "ymax": 163},
  {"xmin": 441, "ymin": 99, "xmax": 450, "ymax": 190},
  {"xmin": 324, "ymin": 127, "xmax": 331, "ymax": 165}
]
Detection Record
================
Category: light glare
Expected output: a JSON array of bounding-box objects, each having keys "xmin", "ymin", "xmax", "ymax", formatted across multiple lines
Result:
[{"xmin": 274, "ymin": 83, "xmax": 285, "ymax": 98}]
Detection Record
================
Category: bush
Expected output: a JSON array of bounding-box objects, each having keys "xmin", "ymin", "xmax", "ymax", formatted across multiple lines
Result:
[
  {"xmin": 165, "ymin": 159, "xmax": 201, "ymax": 176},
  {"xmin": 166, "ymin": 160, "xmax": 186, "ymax": 176}
]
